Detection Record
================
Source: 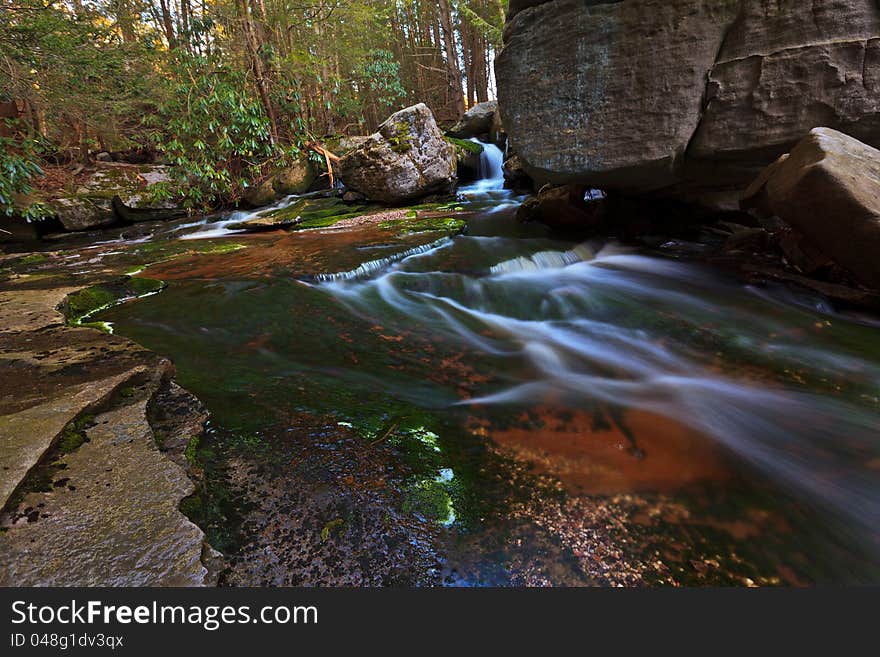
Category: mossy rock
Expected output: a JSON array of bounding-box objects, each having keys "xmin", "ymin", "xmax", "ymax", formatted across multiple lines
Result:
[
  {"xmin": 229, "ymin": 196, "xmax": 374, "ymax": 232},
  {"xmin": 446, "ymin": 136, "xmax": 483, "ymax": 157},
  {"xmin": 63, "ymin": 277, "xmax": 166, "ymax": 327},
  {"xmin": 378, "ymin": 215, "xmax": 466, "ymax": 235}
]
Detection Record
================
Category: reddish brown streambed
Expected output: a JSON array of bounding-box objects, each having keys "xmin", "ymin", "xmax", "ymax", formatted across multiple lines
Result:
[{"xmin": 86, "ymin": 203, "xmax": 880, "ymax": 586}]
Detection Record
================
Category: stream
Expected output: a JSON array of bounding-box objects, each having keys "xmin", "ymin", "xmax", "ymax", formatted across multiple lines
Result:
[{"xmin": 96, "ymin": 142, "xmax": 880, "ymax": 585}]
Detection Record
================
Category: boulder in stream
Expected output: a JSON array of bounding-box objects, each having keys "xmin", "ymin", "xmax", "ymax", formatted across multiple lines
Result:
[
  {"xmin": 337, "ymin": 103, "xmax": 457, "ymax": 205},
  {"xmin": 516, "ymin": 184, "xmax": 607, "ymax": 229},
  {"xmin": 448, "ymin": 100, "xmax": 498, "ymax": 139},
  {"xmin": 272, "ymin": 155, "xmax": 316, "ymax": 196},
  {"xmin": 741, "ymin": 127, "xmax": 880, "ymax": 290},
  {"xmin": 50, "ymin": 163, "xmax": 181, "ymax": 231}
]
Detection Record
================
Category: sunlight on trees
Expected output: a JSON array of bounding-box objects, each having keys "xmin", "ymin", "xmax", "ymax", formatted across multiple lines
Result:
[{"xmin": 0, "ymin": 0, "xmax": 507, "ymax": 213}]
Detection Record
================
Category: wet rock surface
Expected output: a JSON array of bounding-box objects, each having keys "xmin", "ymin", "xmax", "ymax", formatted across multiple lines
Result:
[
  {"xmin": 0, "ymin": 246, "xmax": 218, "ymax": 586},
  {"xmin": 0, "ymin": 388, "xmax": 214, "ymax": 586}
]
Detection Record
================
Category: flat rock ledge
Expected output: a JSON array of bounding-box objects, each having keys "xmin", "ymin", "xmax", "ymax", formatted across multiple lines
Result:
[{"xmin": 0, "ymin": 285, "xmax": 217, "ymax": 586}]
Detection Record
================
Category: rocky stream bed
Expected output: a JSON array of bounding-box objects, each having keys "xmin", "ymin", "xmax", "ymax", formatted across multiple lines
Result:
[{"xmin": 2, "ymin": 175, "xmax": 878, "ymax": 586}]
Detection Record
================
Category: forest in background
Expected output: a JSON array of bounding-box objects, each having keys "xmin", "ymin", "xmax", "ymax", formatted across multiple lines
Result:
[{"xmin": 1, "ymin": 0, "xmax": 506, "ymax": 216}]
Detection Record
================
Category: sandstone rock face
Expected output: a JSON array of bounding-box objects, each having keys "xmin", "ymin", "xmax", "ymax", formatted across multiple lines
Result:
[
  {"xmin": 272, "ymin": 155, "xmax": 316, "ymax": 196},
  {"xmin": 449, "ymin": 100, "xmax": 498, "ymax": 139},
  {"xmin": 50, "ymin": 163, "xmax": 179, "ymax": 231},
  {"xmin": 0, "ymin": 284, "xmax": 216, "ymax": 586},
  {"xmin": 242, "ymin": 177, "xmax": 277, "ymax": 208},
  {"xmin": 496, "ymin": 0, "xmax": 880, "ymax": 196},
  {"xmin": 741, "ymin": 127, "xmax": 880, "ymax": 290},
  {"xmin": 338, "ymin": 103, "xmax": 457, "ymax": 204}
]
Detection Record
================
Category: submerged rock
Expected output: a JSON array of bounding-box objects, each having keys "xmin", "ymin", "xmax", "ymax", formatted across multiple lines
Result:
[
  {"xmin": 448, "ymin": 100, "xmax": 498, "ymax": 139},
  {"xmin": 516, "ymin": 184, "xmax": 607, "ymax": 229},
  {"xmin": 496, "ymin": 0, "xmax": 880, "ymax": 197},
  {"xmin": 338, "ymin": 103, "xmax": 457, "ymax": 204},
  {"xmin": 741, "ymin": 127, "xmax": 880, "ymax": 290}
]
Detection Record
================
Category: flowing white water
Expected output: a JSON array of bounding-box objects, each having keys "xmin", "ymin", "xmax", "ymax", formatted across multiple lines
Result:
[
  {"xmin": 458, "ymin": 139, "xmax": 522, "ymax": 213},
  {"xmin": 319, "ymin": 235, "xmax": 880, "ymax": 547},
  {"xmin": 177, "ymin": 193, "xmax": 309, "ymax": 240}
]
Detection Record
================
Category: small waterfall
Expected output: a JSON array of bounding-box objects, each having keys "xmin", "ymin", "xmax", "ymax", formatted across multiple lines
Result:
[
  {"xmin": 459, "ymin": 138, "xmax": 518, "ymax": 210},
  {"xmin": 314, "ymin": 238, "xmax": 452, "ymax": 282},
  {"xmin": 177, "ymin": 193, "xmax": 304, "ymax": 240},
  {"xmin": 474, "ymin": 138, "xmax": 504, "ymax": 186}
]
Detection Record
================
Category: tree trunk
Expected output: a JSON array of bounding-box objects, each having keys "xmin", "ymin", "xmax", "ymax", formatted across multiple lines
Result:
[{"xmin": 437, "ymin": 0, "xmax": 464, "ymax": 116}]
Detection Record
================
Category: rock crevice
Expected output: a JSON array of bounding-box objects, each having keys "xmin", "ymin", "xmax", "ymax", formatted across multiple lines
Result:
[{"xmin": 0, "ymin": 284, "xmax": 218, "ymax": 586}]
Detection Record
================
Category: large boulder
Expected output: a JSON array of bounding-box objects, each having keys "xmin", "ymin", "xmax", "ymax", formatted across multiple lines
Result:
[
  {"xmin": 272, "ymin": 155, "xmax": 316, "ymax": 197},
  {"xmin": 448, "ymin": 100, "xmax": 498, "ymax": 139},
  {"xmin": 243, "ymin": 156, "xmax": 318, "ymax": 208},
  {"xmin": 338, "ymin": 104, "xmax": 457, "ymax": 204},
  {"xmin": 741, "ymin": 127, "xmax": 880, "ymax": 290},
  {"xmin": 50, "ymin": 163, "xmax": 180, "ymax": 231},
  {"xmin": 242, "ymin": 178, "xmax": 277, "ymax": 208},
  {"xmin": 496, "ymin": 0, "xmax": 880, "ymax": 197}
]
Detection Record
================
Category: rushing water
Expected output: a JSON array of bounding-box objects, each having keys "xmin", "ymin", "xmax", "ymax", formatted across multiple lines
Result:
[{"xmin": 97, "ymin": 143, "xmax": 880, "ymax": 583}]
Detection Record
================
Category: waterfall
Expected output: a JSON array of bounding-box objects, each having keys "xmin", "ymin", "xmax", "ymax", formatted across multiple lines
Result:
[{"xmin": 458, "ymin": 138, "xmax": 517, "ymax": 209}]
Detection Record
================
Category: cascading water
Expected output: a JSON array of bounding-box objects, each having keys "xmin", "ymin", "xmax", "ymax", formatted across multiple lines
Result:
[
  {"xmin": 95, "ymin": 134, "xmax": 880, "ymax": 582},
  {"xmin": 316, "ymin": 233, "xmax": 880, "ymax": 552},
  {"xmin": 458, "ymin": 139, "xmax": 521, "ymax": 213}
]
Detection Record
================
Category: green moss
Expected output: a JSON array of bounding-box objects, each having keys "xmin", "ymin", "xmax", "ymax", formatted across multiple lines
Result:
[
  {"xmin": 445, "ymin": 136, "xmax": 483, "ymax": 156},
  {"xmin": 64, "ymin": 276, "xmax": 166, "ymax": 326},
  {"xmin": 18, "ymin": 253, "xmax": 48, "ymax": 265},
  {"xmin": 378, "ymin": 215, "xmax": 466, "ymax": 235},
  {"xmin": 320, "ymin": 518, "xmax": 344, "ymax": 542},
  {"xmin": 64, "ymin": 286, "xmax": 118, "ymax": 324},
  {"xmin": 402, "ymin": 478, "xmax": 454, "ymax": 523},
  {"xmin": 388, "ymin": 121, "xmax": 414, "ymax": 154},
  {"xmin": 253, "ymin": 197, "xmax": 373, "ymax": 230},
  {"xmin": 198, "ymin": 242, "xmax": 246, "ymax": 255},
  {"xmin": 184, "ymin": 435, "xmax": 200, "ymax": 466},
  {"xmin": 179, "ymin": 492, "xmax": 204, "ymax": 519},
  {"xmin": 58, "ymin": 415, "xmax": 94, "ymax": 454}
]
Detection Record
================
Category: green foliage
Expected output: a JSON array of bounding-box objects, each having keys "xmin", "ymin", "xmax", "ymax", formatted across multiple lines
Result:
[
  {"xmin": 150, "ymin": 53, "xmax": 293, "ymax": 210},
  {"xmin": 0, "ymin": 128, "xmax": 50, "ymax": 221},
  {"xmin": 354, "ymin": 49, "xmax": 406, "ymax": 121},
  {"xmin": 1, "ymin": 1, "xmax": 160, "ymax": 152},
  {"xmin": 1, "ymin": 0, "xmax": 500, "ymax": 213}
]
